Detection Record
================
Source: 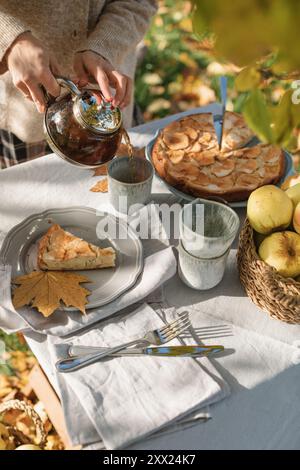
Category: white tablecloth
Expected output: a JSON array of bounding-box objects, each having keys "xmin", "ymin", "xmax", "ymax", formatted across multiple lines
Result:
[{"xmin": 1, "ymin": 104, "xmax": 300, "ymax": 450}]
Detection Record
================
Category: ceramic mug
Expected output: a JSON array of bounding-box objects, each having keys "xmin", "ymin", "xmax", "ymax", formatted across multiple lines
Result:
[
  {"xmin": 180, "ymin": 198, "xmax": 240, "ymax": 259},
  {"xmin": 108, "ymin": 156, "xmax": 154, "ymax": 214},
  {"xmin": 178, "ymin": 240, "xmax": 230, "ymax": 291}
]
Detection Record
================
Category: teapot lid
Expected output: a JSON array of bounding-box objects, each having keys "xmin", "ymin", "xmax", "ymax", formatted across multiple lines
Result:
[{"xmin": 73, "ymin": 91, "xmax": 122, "ymax": 135}]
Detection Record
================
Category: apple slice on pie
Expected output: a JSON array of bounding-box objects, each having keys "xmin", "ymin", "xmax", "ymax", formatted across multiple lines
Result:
[
  {"xmin": 38, "ymin": 224, "xmax": 116, "ymax": 271},
  {"xmin": 221, "ymin": 111, "xmax": 255, "ymax": 151}
]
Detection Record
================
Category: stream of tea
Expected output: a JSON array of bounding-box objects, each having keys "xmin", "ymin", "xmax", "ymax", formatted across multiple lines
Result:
[
  {"xmin": 122, "ymin": 129, "xmax": 140, "ymax": 183},
  {"xmin": 122, "ymin": 129, "xmax": 133, "ymax": 159}
]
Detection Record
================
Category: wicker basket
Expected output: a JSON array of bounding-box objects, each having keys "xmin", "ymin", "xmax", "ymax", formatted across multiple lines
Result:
[
  {"xmin": 237, "ymin": 218, "xmax": 300, "ymax": 324},
  {"xmin": 0, "ymin": 399, "xmax": 47, "ymax": 450}
]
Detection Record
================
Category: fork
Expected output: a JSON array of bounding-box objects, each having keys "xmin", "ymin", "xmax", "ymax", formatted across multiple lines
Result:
[{"xmin": 56, "ymin": 311, "xmax": 191, "ymax": 373}]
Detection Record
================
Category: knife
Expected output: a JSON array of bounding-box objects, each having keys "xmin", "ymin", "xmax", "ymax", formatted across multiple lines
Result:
[
  {"xmin": 68, "ymin": 345, "xmax": 225, "ymax": 358},
  {"xmin": 218, "ymin": 75, "xmax": 228, "ymax": 150}
]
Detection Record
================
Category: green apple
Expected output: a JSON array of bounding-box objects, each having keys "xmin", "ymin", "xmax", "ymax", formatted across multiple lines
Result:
[
  {"xmin": 294, "ymin": 201, "xmax": 300, "ymax": 234},
  {"xmin": 259, "ymin": 231, "xmax": 300, "ymax": 278},
  {"xmin": 286, "ymin": 183, "xmax": 300, "ymax": 208},
  {"xmin": 247, "ymin": 185, "xmax": 293, "ymax": 235}
]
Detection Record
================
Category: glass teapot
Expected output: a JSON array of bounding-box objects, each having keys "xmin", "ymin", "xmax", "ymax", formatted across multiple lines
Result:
[{"xmin": 43, "ymin": 77, "xmax": 123, "ymax": 168}]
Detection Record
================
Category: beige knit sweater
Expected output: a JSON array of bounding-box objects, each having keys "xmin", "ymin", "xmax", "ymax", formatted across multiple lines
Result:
[{"xmin": 0, "ymin": 0, "xmax": 157, "ymax": 142}]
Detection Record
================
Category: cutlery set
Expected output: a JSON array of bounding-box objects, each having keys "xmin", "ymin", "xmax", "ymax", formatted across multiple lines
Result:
[{"xmin": 56, "ymin": 312, "xmax": 225, "ymax": 373}]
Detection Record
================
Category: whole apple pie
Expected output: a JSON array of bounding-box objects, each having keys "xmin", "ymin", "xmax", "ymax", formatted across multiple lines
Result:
[{"xmin": 151, "ymin": 112, "xmax": 285, "ymax": 202}]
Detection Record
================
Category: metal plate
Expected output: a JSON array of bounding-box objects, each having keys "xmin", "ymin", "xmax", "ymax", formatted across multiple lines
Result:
[
  {"xmin": 0, "ymin": 207, "xmax": 143, "ymax": 310},
  {"xmin": 146, "ymin": 120, "xmax": 294, "ymax": 208}
]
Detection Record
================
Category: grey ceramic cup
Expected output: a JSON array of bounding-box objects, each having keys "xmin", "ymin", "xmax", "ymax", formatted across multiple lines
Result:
[
  {"xmin": 108, "ymin": 156, "xmax": 154, "ymax": 214},
  {"xmin": 178, "ymin": 240, "xmax": 230, "ymax": 291},
  {"xmin": 180, "ymin": 198, "xmax": 240, "ymax": 259}
]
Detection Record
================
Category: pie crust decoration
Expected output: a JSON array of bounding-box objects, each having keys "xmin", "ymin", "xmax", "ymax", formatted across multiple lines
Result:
[
  {"xmin": 38, "ymin": 224, "xmax": 116, "ymax": 271},
  {"xmin": 151, "ymin": 112, "xmax": 285, "ymax": 202}
]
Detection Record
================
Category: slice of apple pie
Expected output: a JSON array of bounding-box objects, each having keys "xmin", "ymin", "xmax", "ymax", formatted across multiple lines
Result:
[
  {"xmin": 221, "ymin": 111, "xmax": 255, "ymax": 151},
  {"xmin": 38, "ymin": 224, "xmax": 116, "ymax": 271}
]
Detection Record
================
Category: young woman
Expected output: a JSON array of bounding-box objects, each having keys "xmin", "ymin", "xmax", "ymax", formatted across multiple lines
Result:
[{"xmin": 0, "ymin": 0, "xmax": 157, "ymax": 167}]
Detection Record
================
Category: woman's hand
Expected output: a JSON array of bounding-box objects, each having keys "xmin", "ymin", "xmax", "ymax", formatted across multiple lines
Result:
[
  {"xmin": 73, "ymin": 51, "xmax": 132, "ymax": 109},
  {"xmin": 6, "ymin": 32, "xmax": 61, "ymax": 113}
]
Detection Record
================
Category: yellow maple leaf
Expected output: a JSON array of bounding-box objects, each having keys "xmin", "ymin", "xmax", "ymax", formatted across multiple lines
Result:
[
  {"xmin": 90, "ymin": 178, "xmax": 108, "ymax": 193},
  {"xmin": 12, "ymin": 271, "xmax": 91, "ymax": 317}
]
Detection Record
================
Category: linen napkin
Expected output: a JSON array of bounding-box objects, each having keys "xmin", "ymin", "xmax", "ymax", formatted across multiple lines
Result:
[
  {"xmin": 0, "ymin": 204, "xmax": 176, "ymax": 337},
  {"xmin": 49, "ymin": 303, "xmax": 230, "ymax": 449}
]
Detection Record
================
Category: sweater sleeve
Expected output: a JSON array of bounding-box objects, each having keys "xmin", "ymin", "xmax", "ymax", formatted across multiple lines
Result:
[
  {"xmin": 0, "ymin": 11, "xmax": 30, "ymax": 63},
  {"xmin": 77, "ymin": 0, "xmax": 157, "ymax": 68}
]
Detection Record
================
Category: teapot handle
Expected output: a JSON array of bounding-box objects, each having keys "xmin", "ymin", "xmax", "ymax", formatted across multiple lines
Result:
[
  {"xmin": 41, "ymin": 76, "xmax": 82, "ymax": 106},
  {"xmin": 56, "ymin": 76, "xmax": 81, "ymax": 97}
]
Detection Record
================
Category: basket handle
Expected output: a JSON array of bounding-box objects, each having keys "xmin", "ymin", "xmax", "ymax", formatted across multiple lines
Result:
[{"xmin": 0, "ymin": 400, "xmax": 47, "ymax": 448}]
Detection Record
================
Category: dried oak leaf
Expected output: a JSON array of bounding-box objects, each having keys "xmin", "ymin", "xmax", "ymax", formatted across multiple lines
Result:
[
  {"xmin": 90, "ymin": 178, "xmax": 108, "ymax": 193},
  {"xmin": 12, "ymin": 271, "xmax": 91, "ymax": 317}
]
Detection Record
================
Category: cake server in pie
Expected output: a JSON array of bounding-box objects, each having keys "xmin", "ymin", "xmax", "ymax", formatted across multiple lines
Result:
[{"xmin": 219, "ymin": 75, "xmax": 228, "ymax": 150}]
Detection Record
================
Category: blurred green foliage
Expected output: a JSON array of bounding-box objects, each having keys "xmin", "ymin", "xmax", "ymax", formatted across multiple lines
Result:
[
  {"xmin": 135, "ymin": 0, "xmax": 210, "ymax": 120},
  {"xmin": 135, "ymin": 1, "xmax": 254, "ymax": 121},
  {"xmin": 0, "ymin": 330, "xmax": 29, "ymax": 376},
  {"xmin": 191, "ymin": 0, "xmax": 300, "ymax": 148},
  {"xmin": 0, "ymin": 331, "xmax": 27, "ymax": 352},
  {"xmin": 136, "ymin": 0, "xmax": 300, "ymax": 167}
]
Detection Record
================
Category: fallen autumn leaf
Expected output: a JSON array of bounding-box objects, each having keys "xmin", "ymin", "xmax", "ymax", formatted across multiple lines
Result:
[{"xmin": 12, "ymin": 271, "xmax": 91, "ymax": 317}]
